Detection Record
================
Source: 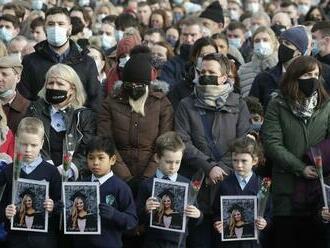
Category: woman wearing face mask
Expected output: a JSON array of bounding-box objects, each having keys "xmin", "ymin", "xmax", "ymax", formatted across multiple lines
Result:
[
  {"xmin": 238, "ymin": 26, "xmax": 278, "ymax": 97},
  {"xmin": 262, "ymin": 56, "xmax": 330, "ymax": 248},
  {"xmin": 104, "ymin": 35, "xmax": 141, "ymax": 96},
  {"xmin": 25, "ymin": 64, "xmax": 96, "ymax": 180}
]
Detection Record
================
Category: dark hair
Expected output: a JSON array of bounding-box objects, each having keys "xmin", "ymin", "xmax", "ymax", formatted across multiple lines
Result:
[
  {"xmin": 88, "ymin": 46, "xmax": 111, "ymax": 73},
  {"xmin": 155, "ymin": 131, "xmax": 185, "ymax": 158},
  {"xmin": 102, "ymin": 15, "xmax": 117, "ymax": 24},
  {"xmin": 280, "ymin": 1, "xmax": 298, "ymax": 8},
  {"xmin": 30, "ymin": 17, "xmax": 44, "ymax": 30},
  {"xmin": 244, "ymin": 96, "xmax": 264, "ymax": 116},
  {"xmin": 70, "ymin": 6, "xmax": 92, "ymax": 28},
  {"xmin": 202, "ymin": 53, "xmax": 231, "ymax": 76},
  {"xmin": 2, "ymin": 3, "xmax": 25, "ymax": 20},
  {"xmin": 0, "ymin": 14, "xmax": 20, "ymax": 29},
  {"xmin": 229, "ymin": 136, "xmax": 264, "ymax": 165},
  {"xmin": 46, "ymin": 7, "xmax": 70, "ymax": 20},
  {"xmin": 154, "ymin": 41, "xmax": 175, "ymax": 59},
  {"xmin": 212, "ymin": 32, "xmax": 228, "ymax": 46},
  {"xmin": 144, "ymin": 27, "xmax": 165, "ymax": 40},
  {"xmin": 70, "ymin": 16, "xmax": 84, "ymax": 35},
  {"xmin": 115, "ymin": 13, "xmax": 139, "ymax": 30},
  {"xmin": 130, "ymin": 45, "xmax": 151, "ymax": 56},
  {"xmin": 305, "ymin": 7, "xmax": 328, "ymax": 22},
  {"xmin": 190, "ymin": 37, "xmax": 218, "ymax": 63},
  {"xmin": 138, "ymin": 1, "xmax": 151, "ymax": 8},
  {"xmin": 311, "ymin": 21, "xmax": 330, "ymax": 35},
  {"xmin": 280, "ymin": 56, "xmax": 329, "ymax": 106},
  {"xmin": 86, "ymin": 136, "xmax": 116, "ymax": 157},
  {"xmin": 227, "ymin": 21, "xmax": 246, "ymax": 33},
  {"xmin": 150, "ymin": 9, "xmax": 168, "ymax": 29}
]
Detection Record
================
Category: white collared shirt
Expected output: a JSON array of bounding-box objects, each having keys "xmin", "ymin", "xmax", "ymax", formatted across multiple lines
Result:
[
  {"xmin": 22, "ymin": 155, "xmax": 43, "ymax": 174},
  {"xmin": 91, "ymin": 171, "xmax": 113, "ymax": 185},
  {"xmin": 156, "ymin": 169, "xmax": 178, "ymax": 182},
  {"xmin": 234, "ymin": 172, "xmax": 253, "ymax": 190},
  {"xmin": 50, "ymin": 106, "xmax": 66, "ymax": 132}
]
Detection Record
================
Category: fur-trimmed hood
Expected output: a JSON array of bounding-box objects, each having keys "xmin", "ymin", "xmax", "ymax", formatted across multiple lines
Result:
[{"xmin": 112, "ymin": 79, "xmax": 170, "ymax": 97}]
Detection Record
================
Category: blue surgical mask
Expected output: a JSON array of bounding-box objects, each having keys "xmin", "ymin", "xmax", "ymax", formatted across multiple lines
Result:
[
  {"xmin": 173, "ymin": 0, "xmax": 183, "ymax": 4},
  {"xmin": 118, "ymin": 55, "xmax": 130, "ymax": 68},
  {"xmin": 297, "ymin": 4, "xmax": 310, "ymax": 15},
  {"xmin": 311, "ymin": 39, "xmax": 319, "ymax": 56},
  {"xmin": 228, "ymin": 38, "xmax": 241, "ymax": 49},
  {"xmin": 251, "ymin": 122, "xmax": 262, "ymax": 132},
  {"xmin": 0, "ymin": 0, "xmax": 11, "ymax": 4},
  {"xmin": 101, "ymin": 34, "xmax": 116, "ymax": 50},
  {"xmin": 0, "ymin": 27, "xmax": 13, "ymax": 43},
  {"xmin": 247, "ymin": 3, "xmax": 259, "ymax": 13},
  {"xmin": 166, "ymin": 36, "xmax": 177, "ymax": 47},
  {"xmin": 79, "ymin": 0, "xmax": 90, "ymax": 7},
  {"xmin": 46, "ymin": 26, "xmax": 68, "ymax": 47},
  {"xmin": 254, "ymin": 42, "xmax": 272, "ymax": 57},
  {"xmin": 31, "ymin": 0, "xmax": 43, "ymax": 10},
  {"xmin": 174, "ymin": 12, "xmax": 183, "ymax": 23},
  {"xmin": 115, "ymin": 30, "xmax": 124, "ymax": 42}
]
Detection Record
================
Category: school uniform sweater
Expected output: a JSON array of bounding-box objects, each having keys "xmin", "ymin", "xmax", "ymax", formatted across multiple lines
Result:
[
  {"xmin": 72, "ymin": 175, "xmax": 137, "ymax": 248},
  {"xmin": 0, "ymin": 160, "xmax": 61, "ymax": 240},
  {"xmin": 136, "ymin": 174, "xmax": 202, "ymax": 245}
]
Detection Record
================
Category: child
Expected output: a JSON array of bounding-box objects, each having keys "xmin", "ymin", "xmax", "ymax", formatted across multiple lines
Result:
[
  {"xmin": 0, "ymin": 117, "xmax": 61, "ymax": 248},
  {"xmin": 244, "ymin": 96, "xmax": 264, "ymax": 133},
  {"xmin": 71, "ymin": 136, "xmax": 137, "ymax": 248},
  {"xmin": 136, "ymin": 131, "xmax": 202, "ymax": 248},
  {"xmin": 213, "ymin": 136, "xmax": 268, "ymax": 248}
]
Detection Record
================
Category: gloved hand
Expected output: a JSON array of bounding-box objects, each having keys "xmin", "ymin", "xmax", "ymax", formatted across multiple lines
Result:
[
  {"xmin": 57, "ymin": 162, "xmax": 79, "ymax": 181},
  {"xmin": 99, "ymin": 203, "xmax": 115, "ymax": 221}
]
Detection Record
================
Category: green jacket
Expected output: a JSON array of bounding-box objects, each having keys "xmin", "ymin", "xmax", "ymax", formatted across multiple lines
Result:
[{"xmin": 262, "ymin": 94, "xmax": 330, "ymax": 216}]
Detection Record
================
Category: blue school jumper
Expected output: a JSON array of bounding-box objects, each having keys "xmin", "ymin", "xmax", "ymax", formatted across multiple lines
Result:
[
  {"xmin": 72, "ymin": 174, "xmax": 138, "ymax": 248},
  {"xmin": 0, "ymin": 160, "xmax": 61, "ymax": 248},
  {"xmin": 136, "ymin": 173, "xmax": 202, "ymax": 248},
  {"xmin": 213, "ymin": 172, "xmax": 271, "ymax": 248}
]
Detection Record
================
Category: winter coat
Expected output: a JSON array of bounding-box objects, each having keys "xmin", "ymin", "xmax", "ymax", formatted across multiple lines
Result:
[
  {"xmin": 97, "ymin": 80, "xmax": 174, "ymax": 180},
  {"xmin": 17, "ymin": 40, "xmax": 101, "ymax": 111},
  {"xmin": 25, "ymin": 99, "xmax": 96, "ymax": 171},
  {"xmin": 262, "ymin": 94, "xmax": 330, "ymax": 216},
  {"xmin": 238, "ymin": 53, "xmax": 278, "ymax": 97}
]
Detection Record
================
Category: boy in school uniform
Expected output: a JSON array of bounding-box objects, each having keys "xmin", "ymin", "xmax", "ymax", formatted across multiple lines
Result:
[
  {"xmin": 136, "ymin": 131, "xmax": 203, "ymax": 248},
  {"xmin": 71, "ymin": 136, "xmax": 138, "ymax": 248},
  {"xmin": 0, "ymin": 117, "xmax": 61, "ymax": 248}
]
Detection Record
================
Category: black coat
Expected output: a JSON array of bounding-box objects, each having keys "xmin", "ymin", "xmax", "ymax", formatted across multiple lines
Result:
[
  {"xmin": 17, "ymin": 40, "xmax": 101, "ymax": 111},
  {"xmin": 66, "ymin": 213, "xmax": 98, "ymax": 232}
]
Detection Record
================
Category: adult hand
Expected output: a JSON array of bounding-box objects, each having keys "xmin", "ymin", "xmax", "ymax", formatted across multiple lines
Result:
[
  {"xmin": 209, "ymin": 166, "xmax": 228, "ymax": 184},
  {"xmin": 321, "ymin": 207, "xmax": 330, "ymax": 222},
  {"xmin": 303, "ymin": 166, "xmax": 318, "ymax": 179},
  {"xmin": 44, "ymin": 198, "xmax": 54, "ymax": 212},
  {"xmin": 5, "ymin": 204, "xmax": 16, "ymax": 219},
  {"xmin": 184, "ymin": 205, "xmax": 201, "ymax": 219},
  {"xmin": 145, "ymin": 197, "xmax": 160, "ymax": 213},
  {"xmin": 255, "ymin": 216, "xmax": 267, "ymax": 230},
  {"xmin": 213, "ymin": 221, "xmax": 223, "ymax": 234}
]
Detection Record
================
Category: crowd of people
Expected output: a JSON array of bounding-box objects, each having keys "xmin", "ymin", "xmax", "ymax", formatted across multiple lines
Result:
[{"xmin": 0, "ymin": 0, "xmax": 328, "ymax": 247}]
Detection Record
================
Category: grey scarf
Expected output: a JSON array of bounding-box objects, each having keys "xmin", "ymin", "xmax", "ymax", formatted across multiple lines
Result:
[{"xmin": 290, "ymin": 92, "xmax": 318, "ymax": 119}]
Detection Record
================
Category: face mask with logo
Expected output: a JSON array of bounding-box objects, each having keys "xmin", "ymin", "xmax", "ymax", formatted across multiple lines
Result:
[
  {"xmin": 278, "ymin": 44, "xmax": 296, "ymax": 64},
  {"xmin": 46, "ymin": 88, "xmax": 68, "ymax": 104},
  {"xmin": 199, "ymin": 75, "xmax": 218, "ymax": 85},
  {"xmin": 115, "ymin": 30, "xmax": 124, "ymax": 42},
  {"xmin": 228, "ymin": 38, "xmax": 241, "ymax": 49},
  {"xmin": 123, "ymin": 82, "xmax": 147, "ymax": 100},
  {"xmin": 0, "ymin": 27, "xmax": 13, "ymax": 43},
  {"xmin": 254, "ymin": 42, "xmax": 272, "ymax": 58},
  {"xmin": 297, "ymin": 4, "xmax": 310, "ymax": 15},
  {"xmin": 298, "ymin": 78, "xmax": 319, "ymax": 97},
  {"xmin": 31, "ymin": 0, "xmax": 43, "ymax": 10},
  {"xmin": 247, "ymin": 3, "xmax": 259, "ymax": 13},
  {"xmin": 229, "ymin": 10, "xmax": 240, "ymax": 21},
  {"xmin": 101, "ymin": 34, "xmax": 116, "ymax": 50},
  {"xmin": 46, "ymin": 26, "xmax": 68, "ymax": 47},
  {"xmin": 118, "ymin": 55, "xmax": 130, "ymax": 68}
]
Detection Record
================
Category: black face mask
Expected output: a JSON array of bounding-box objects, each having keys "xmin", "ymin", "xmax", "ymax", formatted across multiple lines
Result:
[
  {"xmin": 271, "ymin": 24, "xmax": 286, "ymax": 37},
  {"xmin": 46, "ymin": 89, "xmax": 68, "ymax": 104},
  {"xmin": 278, "ymin": 44, "xmax": 296, "ymax": 64},
  {"xmin": 298, "ymin": 78, "xmax": 319, "ymax": 97},
  {"xmin": 123, "ymin": 82, "xmax": 147, "ymax": 100},
  {"xmin": 199, "ymin": 75, "xmax": 218, "ymax": 85},
  {"xmin": 180, "ymin": 44, "xmax": 193, "ymax": 60}
]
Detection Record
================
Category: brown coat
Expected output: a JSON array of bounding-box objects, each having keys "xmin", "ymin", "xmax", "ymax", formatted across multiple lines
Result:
[{"xmin": 97, "ymin": 81, "xmax": 174, "ymax": 180}]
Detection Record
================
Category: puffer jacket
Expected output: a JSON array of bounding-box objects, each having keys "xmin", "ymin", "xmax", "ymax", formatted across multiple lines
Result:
[
  {"xmin": 238, "ymin": 53, "xmax": 278, "ymax": 97},
  {"xmin": 26, "ymin": 99, "xmax": 96, "ymax": 171},
  {"xmin": 262, "ymin": 94, "xmax": 330, "ymax": 216},
  {"xmin": 97, "ymin": 80, "xmax": 173, "ymax": 180}
]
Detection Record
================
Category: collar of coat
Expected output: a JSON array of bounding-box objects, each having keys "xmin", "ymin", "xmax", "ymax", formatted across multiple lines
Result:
[
  {"xmin": 193, "ymin": 91, "xmax": 241, "ymax": 113},
  {"xmin": 33, "ymin": 39, "xmax": 87, "ymax": 64},
  {"xmin": 7, "ymin": 91, "xmax": 30, "ymax": 113}
]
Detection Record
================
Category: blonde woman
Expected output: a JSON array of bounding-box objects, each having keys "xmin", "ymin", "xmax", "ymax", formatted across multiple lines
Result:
[{"xmin": 25, "ymin": 64, "xmax": 96, "ymax": 180}]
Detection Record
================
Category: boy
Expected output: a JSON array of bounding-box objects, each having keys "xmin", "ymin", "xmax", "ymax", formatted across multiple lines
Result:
[
  {"xmin": 244, "ymin": 96, "xmax": 264, "ymax": 133},
  {"xmin": 0, "ymin": 117, "xmax": 61, "ymax": 248},
  {"xmin": 136, "ymin": 131, "xmax": 202, "ymax": 248},
  {"xmin": 71, "ymin": 136, "xmax": 137, "ymax": 248}
]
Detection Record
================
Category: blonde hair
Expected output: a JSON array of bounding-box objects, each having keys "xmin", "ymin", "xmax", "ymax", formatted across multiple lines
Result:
[
  {"xmin": 252, "ymin": 26, "xmax": 279, "ymax": 53},
  {"xmin": 70, "ymin": 196, "xmax": 87, "ymax": 230},
  {"xmin": 19, "ymin": 194, "xmax": 34, "ymax": 225},
  {"xmin": 17, "ymin": 117, "xmax": 44, "ymax": 139},
  {"xmin": 39, "ymin": 64, "xmax": 87, "ymax": 109}
]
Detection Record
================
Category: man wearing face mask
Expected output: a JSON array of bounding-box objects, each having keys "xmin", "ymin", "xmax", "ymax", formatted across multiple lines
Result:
[
  {"xmin": 0, "ymin": 14, "xmax": 20, "ymax": 44},
  {"xmin": 175, "ymin": 53, "xmax": 250, "ymax": 248},
  {"xmin": 0, "ymin": 54, "xmax": 30, "ymax": 133},
  {"xmin": 249, "ymin": 26, "xmax": 309, "ymax": 109},
  {"xmin": 98, "ymin": 53, "xmax": 173, "ymax": 191},
  {"xmin": 16, "ymin": 7, "xmax": 101, "ymax": 112},
  {"xmin": 104, "ymin": 35, "xmax": 141, "ymax": 95}
]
